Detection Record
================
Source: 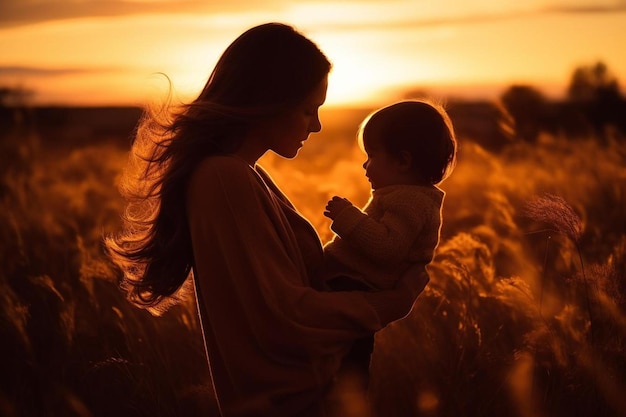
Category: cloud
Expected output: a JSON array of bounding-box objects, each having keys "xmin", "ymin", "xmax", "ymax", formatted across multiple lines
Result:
[
  {"xmin": 2, "ymin": 0, "xmax": 625, "ymax": 30},
  {"xmin": 543, "ymin": 3, "xmax": 626, "ymax": 14},
  {"xmin": 0, "ymin": 0, "xmax": 281, "ymax": 28},
  {"xmin": 301, "ymin": 1, "xmax": 626, "ymax": 32},
  {"xmin": 0, "ymin": 65, "xmax": 123, "ymax": 77}
]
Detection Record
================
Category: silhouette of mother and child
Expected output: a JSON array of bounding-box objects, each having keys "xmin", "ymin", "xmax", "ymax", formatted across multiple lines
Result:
[{"xmin": 107, "ymin": 22, "xmax": 456, "ymax": 417}]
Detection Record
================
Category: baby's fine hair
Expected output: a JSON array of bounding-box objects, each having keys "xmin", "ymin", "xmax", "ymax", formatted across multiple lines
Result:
[{"xmin": 358, "ymin": 100, "xmax": 457, "ymax": 185}]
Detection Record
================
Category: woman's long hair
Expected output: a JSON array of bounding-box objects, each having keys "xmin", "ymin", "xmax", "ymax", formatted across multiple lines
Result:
[{"xmin": 105, "ymin": 23, "xmax": 331, "ymax": 314}]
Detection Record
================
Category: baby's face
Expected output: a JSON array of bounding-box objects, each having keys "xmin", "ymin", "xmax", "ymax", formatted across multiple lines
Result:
[{"xmin": 361, "ymin": 137, "xmax": 406, "ymax": 190}]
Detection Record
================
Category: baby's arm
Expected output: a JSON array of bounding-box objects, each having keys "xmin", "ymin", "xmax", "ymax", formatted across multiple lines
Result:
[{"xmin": 330, "ymin": 198, "xmax": 426, "ymax": 265}]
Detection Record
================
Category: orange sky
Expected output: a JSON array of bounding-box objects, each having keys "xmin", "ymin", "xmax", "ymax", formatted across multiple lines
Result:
[{"xmin": 1, "ymin": 0, "xmax": 625, "ymax": 107}]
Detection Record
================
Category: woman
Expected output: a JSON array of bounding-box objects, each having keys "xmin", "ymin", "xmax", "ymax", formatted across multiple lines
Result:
[{"xmin": 106, "ymin": 23, "xmax": 427, "ymax": 417}]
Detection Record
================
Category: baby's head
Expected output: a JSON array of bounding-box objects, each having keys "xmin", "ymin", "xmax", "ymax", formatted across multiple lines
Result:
[{"xmin": 358, "ymin": 100, "xmax": 457, "ymax": 186}]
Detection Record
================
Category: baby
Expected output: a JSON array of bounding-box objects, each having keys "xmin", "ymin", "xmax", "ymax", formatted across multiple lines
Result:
[
  {"xmin": 323, "ymin": 100, "xmax": 457, "ymax": 386},
  {"xmin": 323, "ymin": 99, "xmax": 457, "ymax": 293}
]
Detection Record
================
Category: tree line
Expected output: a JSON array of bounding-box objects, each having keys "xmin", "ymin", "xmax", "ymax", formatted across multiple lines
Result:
[
  {"xmin": 2, "ymin": 61, "xmax": 625, "ymax": 147},
  {"xmin": 501, "ymin": 61, "xmax": 626, "ymax": 143}
]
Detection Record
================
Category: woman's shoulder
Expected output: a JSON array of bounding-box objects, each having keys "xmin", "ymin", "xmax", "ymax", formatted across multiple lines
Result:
[
  {"xmin": 192, "ymin": 155, "xmax": 254, "ymax": 181},
  {"xmin": 196, "ymin": 154, "xmax": 252, "ymax": 172},
  {"xmin": 188, "ymin": 155, "xmax": 259, "ymax": 194}
]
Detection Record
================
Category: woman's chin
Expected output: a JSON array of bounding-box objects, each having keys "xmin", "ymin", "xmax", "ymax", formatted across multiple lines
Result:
[{"xmin": 275, "ymin": 146, "xmax": 302, "ymax": 159}]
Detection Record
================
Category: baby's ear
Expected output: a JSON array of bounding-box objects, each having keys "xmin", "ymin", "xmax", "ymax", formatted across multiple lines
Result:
[{"xmin": 398, "ymin": 150, "xmax": 413, "ymax": 171}]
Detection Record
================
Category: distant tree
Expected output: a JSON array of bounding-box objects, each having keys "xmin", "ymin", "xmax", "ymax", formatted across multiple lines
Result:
[
  {"xmin": 567, "ymin": 61, "xmax": 626, "ymax": 139},
  {"xmin": 500, "ymin": 85, "xmax": 547, "ymax": 143},
  {"xmin": 402, "ymin": 88, "xmax": 433, "ymax": 100},
  {"xmin": 0, "ymin": 85, "xmax": 34, "ymax": 107},
  {"xmin": 568, "ymin": 61, "xmax": 621, "ymax": 102},
  {"xmin": 0, "ymin": 85, "xmax": 36, "ymax": 144}
]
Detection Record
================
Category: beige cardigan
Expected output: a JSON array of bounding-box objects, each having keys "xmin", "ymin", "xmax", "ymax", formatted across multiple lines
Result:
[
  {"xmin": 186, "ymin": 156, "xmax": 419, "ymax": 417},
  {"xmin": 324, "ymin": 184, "xmax": 444, "ymax": 290}
]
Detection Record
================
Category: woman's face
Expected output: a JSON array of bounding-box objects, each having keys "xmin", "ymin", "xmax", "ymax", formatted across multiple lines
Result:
[{"xmin": 264, "ymin": 76, "xmax": 328, "ymax": 159}]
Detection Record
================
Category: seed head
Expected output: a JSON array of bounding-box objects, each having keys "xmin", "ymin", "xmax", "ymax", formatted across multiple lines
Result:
[{"xmin": 523, "ymin": 193, "xmax": 583, "ymax": 243}]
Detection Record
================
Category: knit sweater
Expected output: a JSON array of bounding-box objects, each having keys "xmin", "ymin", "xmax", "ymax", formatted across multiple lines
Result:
[
  {"xmin": 324, "ymin": 184, "xmax": 444, "ymax": 290},
  {"xmin": 186, "ymin": 156, "xmax": 420, "ymax": 417}
]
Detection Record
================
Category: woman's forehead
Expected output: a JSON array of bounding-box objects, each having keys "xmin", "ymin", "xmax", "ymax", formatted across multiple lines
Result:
[{"xmin": 307, "ymin": 76, "xmax": 328, "ymax": 106}]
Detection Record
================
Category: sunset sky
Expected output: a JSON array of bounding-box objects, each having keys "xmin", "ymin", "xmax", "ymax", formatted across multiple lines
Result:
[{"xmin": 1, "ymin": 0, "xmax": 625, "ymax": 107}]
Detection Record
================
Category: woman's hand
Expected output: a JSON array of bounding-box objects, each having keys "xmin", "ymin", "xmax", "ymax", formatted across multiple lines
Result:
[
  {"xmin": 396, "ymin": 263, "xmax": 430, "ymax": 300},
  {"xmin": 323, "ymin": 196, "xmax": 354, "ymax": 220},
  {"xmin": 360, "ymin": 264, "xmax": 430, "ymax": 326}
]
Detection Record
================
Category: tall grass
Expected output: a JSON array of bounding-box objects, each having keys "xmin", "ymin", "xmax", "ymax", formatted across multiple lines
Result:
[
  {"xmin": 1, "ymin": 126, "xmax": 215, "ymax": 416},
  {"xmin": 263, "ymin": 128, "xmax": 626, "ymax": 416},
  {"xmin": 1, "ymin": 107, "xmax": 625, "ymax": 416}
]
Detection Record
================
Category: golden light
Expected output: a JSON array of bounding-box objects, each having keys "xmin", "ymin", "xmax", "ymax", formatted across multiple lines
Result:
[
  {"xmin": 0, "ymin": 3, "xmax": 625, "ymax": 106},
  {"xmin": 2, "ymin": 4, "xmax": 626, "ymax": 417},
  {"xmin": 311, "ymin": 26, "xmax": 459, "ymax": 106}
]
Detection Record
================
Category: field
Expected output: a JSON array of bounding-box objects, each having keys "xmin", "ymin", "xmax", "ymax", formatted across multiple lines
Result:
[{"xmin": 1, "ymin": 103, "xmax": 625, "ymax": 417}]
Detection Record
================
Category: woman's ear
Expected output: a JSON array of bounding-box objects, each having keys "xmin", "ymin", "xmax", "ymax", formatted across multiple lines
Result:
[{"xmin": 397, "ymin": 150, "xmax": 413, "ymax": 171}]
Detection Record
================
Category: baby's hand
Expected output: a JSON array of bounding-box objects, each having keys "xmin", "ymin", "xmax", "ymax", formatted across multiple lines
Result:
[{"xmin": 324, "ymin": 196, "xmax": 353, "ymax": 220}]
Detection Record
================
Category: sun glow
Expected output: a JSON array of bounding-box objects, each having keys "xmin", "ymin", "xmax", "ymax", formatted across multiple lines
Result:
[
  {"xmin": 311, "ymin": 27, "xmax": 458, "ymax": 106},
  {"xmin": 1, "ymin": 3, "xmax": 625, "ymax": 107}
]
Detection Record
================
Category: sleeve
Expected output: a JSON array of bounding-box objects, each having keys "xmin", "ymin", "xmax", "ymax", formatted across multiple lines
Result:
[
  {"xmin": 330, "ymin": 191, "xmax": 426, "ymax": 265},
  {"xmin": 187, "ymin": 158, "xmax": 415, "ymax": 359}
]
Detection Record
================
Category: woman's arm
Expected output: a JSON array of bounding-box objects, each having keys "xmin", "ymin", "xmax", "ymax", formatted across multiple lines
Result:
[{"xmin": 187, "ymin": 157, "xmax": 416, "ymax": 358}]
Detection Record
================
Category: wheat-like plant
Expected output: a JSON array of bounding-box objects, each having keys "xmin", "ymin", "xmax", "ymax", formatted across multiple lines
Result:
[
  {"xmin": 523, "ymin": 193, "xmax": 583, "ymax": 243},
  {"xmin": 523, "ymin": 193, "xmax": 601, "ymax": 406}
]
